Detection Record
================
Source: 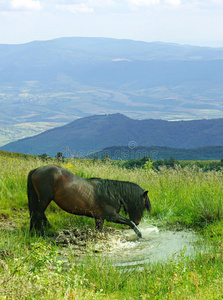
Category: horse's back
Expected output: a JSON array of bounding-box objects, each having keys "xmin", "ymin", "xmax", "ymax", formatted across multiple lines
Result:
[
  {"xmin": 31, "ymin": 165, "xmax": 77, "ymax": 192},
  {"xmin": 31, "ymin": 165, "xmax": 62, "ymax": 181}
]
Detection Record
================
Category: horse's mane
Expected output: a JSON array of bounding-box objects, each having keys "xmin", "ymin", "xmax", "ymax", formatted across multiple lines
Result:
[{"xmin": 90, "ymin": 178, "xmax": 144, "ymax": 212}]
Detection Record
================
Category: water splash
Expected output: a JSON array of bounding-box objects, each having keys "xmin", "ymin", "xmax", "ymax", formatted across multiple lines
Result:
[
  {"xmin": 123, "ymin": 223, "xmax": 159, "ymax": 241},
  {"xmin": 99, "ymin": 223, "xmax": 197, "ymax": 266}
]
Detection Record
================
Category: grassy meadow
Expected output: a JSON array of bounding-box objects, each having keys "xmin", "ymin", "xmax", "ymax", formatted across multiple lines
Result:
[{"xmin": 0, "ymin": 152, "xmax": 223, "ymax": 299}]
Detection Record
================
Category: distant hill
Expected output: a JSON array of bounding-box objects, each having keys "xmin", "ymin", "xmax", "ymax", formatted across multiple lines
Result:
[
  {"xmin": 1, "ymin": 114, "xmax": 223, "ymax": 158},
  {"xmin": 1, "ymin": 37, "xmax": 223, "ymax": 147},
  {"xmin": 88, "ymin": 146, "xmax": 223, "ymax": 161}
]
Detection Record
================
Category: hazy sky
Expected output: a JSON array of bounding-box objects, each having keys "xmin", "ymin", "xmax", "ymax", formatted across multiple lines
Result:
[{"xmin": 0, "ymin": 0, "xmax": 222, "ymax": 47}]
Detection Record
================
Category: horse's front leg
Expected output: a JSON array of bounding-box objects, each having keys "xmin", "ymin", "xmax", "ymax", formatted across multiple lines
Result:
[
  {"xmin": 117, "ymin": 215, "xmax": 142, "ymax": 238},
  {"xmin": 105, "ymin": 211, "xmax": 142, "ymax": 238}
]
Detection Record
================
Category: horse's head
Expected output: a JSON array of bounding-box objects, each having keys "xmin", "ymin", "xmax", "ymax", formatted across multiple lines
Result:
[{"xmin": 128, "ymin": 190, "xmax": 152, "ymax": 225}]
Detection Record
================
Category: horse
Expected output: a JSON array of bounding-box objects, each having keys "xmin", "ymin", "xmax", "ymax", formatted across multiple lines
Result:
[{"xmin": 27, "ymin": 165, "xmax": 151, "ymax": 238}]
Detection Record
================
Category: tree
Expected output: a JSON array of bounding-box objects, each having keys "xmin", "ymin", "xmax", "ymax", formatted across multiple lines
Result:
[
  {"xmin": 56, "ymin": 152, "xmax": 64, "ymax": 161},
  {"xmin": 144, "ymin": 158, "xmax": 153, "ymax": 171},
  {"xmin": 38, "ymin": 153, "xmax": 49, "ymax": 160}
]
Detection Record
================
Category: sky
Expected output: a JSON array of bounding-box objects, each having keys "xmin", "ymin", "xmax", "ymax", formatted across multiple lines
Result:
[{"xmin": 0, "ymin": 0, "xmax": 223, "ymax": 47}]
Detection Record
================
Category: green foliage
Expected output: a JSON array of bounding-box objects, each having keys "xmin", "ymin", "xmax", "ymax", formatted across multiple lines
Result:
[
  {"xmin": 90, "ymin": 145, "xmax": 223, "ymax": 161},
  {"xmin": 153, "ymin": 157, "xmax": 180, "ymax": 170},
  {"xmin": 144, "ymin": 157, "xmax": 153, "ymax": 171},
  {"xmin": 121, "ymin": 156, "xmax": 150, "ymax": 169},
  {"xmin": 0, "ymin": 154, "xmax": 223, "ymax": 299},
  {"xmin": 121, "ymin": 155, "xmax": 223, "ymax": 173},
  {"xmin": 38, "ymin": 153, "xmax": 51, "ymax": 161}
]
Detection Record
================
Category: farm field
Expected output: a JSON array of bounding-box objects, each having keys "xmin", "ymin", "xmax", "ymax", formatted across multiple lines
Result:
[
  {"xmin": 0, "ymin": 122, "xmax": 65, "ymax": 147},
  {"xmin": 0, "ymin": 152, "xmax": 223, "ymax": 299}
]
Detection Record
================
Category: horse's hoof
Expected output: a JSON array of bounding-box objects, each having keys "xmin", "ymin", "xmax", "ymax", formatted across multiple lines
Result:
[
  {"xmin": 137, "ymin": 232, "xmax": 142, "ymax": 238},
  {"xmin": 133, "ymin": 226, "xmax": 142, "ymax": 238}
]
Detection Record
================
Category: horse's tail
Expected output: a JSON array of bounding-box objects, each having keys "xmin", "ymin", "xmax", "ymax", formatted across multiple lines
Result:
[{"xmin": 27, "ymin": 168, "xmax": 38, "ymax": 229}]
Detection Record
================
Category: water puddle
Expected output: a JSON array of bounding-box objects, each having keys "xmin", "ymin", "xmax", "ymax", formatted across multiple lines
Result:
[
  {"xmin": 56, "ymin": 222, "xmax": 198, "ymax": 266},
  {"xmin": 107, "ymin": 224, "xmax": 197, "ymax": 266}
]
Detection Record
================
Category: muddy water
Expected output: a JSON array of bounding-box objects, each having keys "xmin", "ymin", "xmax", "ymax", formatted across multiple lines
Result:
[{"xmin": 56, "ymin": 221, "xmax": 198, "ymax": 266}]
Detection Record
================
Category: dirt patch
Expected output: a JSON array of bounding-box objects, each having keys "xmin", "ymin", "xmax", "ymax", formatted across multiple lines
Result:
[
  {"xmin": 53, "ymin": 227, "xmax": 133, "ymax": 269},
  {"xmin": 53, "ymin": 227, "xmax": 124, "ymax": 253},
  {"xmin": 0, "ymin": 214, "xmax": 9, "ymax": 220},
  {"xmin": 0, "ymin": 214, "xmax": 17, "ymax": 231}
]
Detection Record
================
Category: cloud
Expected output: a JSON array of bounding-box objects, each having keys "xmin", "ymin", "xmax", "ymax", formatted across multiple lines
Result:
[
  {"xmin": 165, "ymin": 0, "xmax": 181, "ymax": 5},
  {"xmin": 54, "ymin": 0, "xmax": 116, "ymax": 13},
  {"xmin": 0, "ymin": 0, "xmax": 222, "ymax": 15},
  {"xmin": 129, "ymin": 0, "xmax": 160, "ymax": 6},
  {"xmin": 128, "ymin": 0, "xmax": 183, "ymax": 7},
  {"xmin": 11, "ymin": 0, "xmax": 42, "ymax": 10},
  {"xmin": 55, "ymin": 3, "xmax": 94, "ymax": 13},
  {"xmin": 88, "ymin": 0, "xmax": 116, "ymax": 7}
]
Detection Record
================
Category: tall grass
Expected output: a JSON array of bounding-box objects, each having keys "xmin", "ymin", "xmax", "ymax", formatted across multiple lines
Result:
[
  {"xmin": 1, "ymin": 154, "xmax": 223, "ymax": 299},
  {"xmin": 1, "ymin": 229, "xmax": 223, "ymax": 299},
  {"xmin": 56, "ymin": 159, "xmax": 223, "ymax": 228},
  {"xmin": 1, "ymin": 155, "xmax": 223, "ymax": 229}
]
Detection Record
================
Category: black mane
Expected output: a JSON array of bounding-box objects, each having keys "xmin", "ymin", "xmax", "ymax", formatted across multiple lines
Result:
[{"xmin": 91, "ymin": 178, "xmax": 145, "ymax": 215}]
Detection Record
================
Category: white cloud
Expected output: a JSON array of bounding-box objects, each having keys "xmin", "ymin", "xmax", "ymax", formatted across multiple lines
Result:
[
  {"xmin": 11, "ymin": 0, "xmax": 42, "ymax": 10},
  {"xmin": 165, "ymin": 0, "xmax": 181, "ymax": 5},
  {"xmin": 0, "ymin": 0, "xmax": 222, "ymax": 13},
  {"xmin": 55, "ymin": 3, "xmax": 94, "ymax": 13},
  {"xmin": 128, "ymin": 0, "xmax": 182, "ymax": 7},
  {"xmin": 129, "ymin": 0, "xmax": 160, "ymax": 6},
  {"xmin": 88, "ymin": 0, "xmax": 115, "ymax": 6}
]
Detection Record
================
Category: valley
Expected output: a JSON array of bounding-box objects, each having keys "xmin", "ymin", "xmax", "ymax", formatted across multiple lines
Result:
[{"xmin": 1, "ymin": 37, "xmax": 223, "ymax": 147}]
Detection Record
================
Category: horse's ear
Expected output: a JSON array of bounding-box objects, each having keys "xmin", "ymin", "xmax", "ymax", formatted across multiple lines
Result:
[
  {"xmin": 143, "ymin": 190, "xmax": 152, "ymax": 212},
  {"xmin": 143, "ymin": 191, "xmax": 148, "ymax": 198}
]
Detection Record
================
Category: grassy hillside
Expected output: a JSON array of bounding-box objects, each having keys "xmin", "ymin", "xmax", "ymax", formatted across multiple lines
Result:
[{"xmin": 0, "ymin": 152, "xmax": 223, "ymax": 299}]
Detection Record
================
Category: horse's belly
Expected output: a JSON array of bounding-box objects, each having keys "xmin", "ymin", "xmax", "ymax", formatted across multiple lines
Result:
[
  {"xmin": 54, "ymin": 195, "xmax": 101, "ymax": 218},
  {"xmin": 53, "ymin": 180, "xmax": 101, "ymax": 217}
]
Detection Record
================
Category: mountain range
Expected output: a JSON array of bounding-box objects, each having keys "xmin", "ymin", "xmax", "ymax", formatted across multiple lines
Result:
[
  {"xmin": 0, "ymin": 37, "xmax": 223, "ymax": 147},
  {"xmin": 1, "ymin": 114, "xmax": 223, "ymax": 158}
]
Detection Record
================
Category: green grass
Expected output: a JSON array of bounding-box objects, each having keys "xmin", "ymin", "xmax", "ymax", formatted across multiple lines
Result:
[{"xmin": 0, "ymin": 154, "xmax": 223, "ymax": 299}]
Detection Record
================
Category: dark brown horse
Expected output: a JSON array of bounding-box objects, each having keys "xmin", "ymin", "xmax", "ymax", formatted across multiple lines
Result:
[{"xmin": 27, "ymin": 165, "xmax": 151, "ymax": 238}]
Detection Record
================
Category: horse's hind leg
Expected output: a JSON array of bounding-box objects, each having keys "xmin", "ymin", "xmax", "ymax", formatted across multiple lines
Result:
[
  {"xmin": 33, "ymin": 196, "xmax": 52, "ymax": 237},
  {"xmin": 95, "ymin": 218, "xmax": 104, "ymax": 231},
  {"xmin": 42, "ymin": 213, "xmax": 51, "ymax": 228}
]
